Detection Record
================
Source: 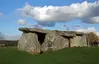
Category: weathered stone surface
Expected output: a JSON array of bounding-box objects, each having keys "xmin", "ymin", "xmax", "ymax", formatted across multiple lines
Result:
[
  {"xmin": 19, "ymin": 28, "xmax": 84, "ymax": 37},
  {"xmin": 19, "ymin": 28, "xmax": 50, "ymax": 34},
  {"xmin": 70, "ymin": 35, "xmax": 87, "ymax": 47},
  {"xmin": 17, "ymin": 33, "xmax": 40, "ymax": 54},
  {"xmin": 53, "ymin": 30, "xmax": 76, "ymax": 37},
  {"xmin": 54, "ymin": 30, "xmax": 84, "ymax": 37},
  {"xmin": 41, "ymin": 32, "xmax": 69, "ymax": 52}
]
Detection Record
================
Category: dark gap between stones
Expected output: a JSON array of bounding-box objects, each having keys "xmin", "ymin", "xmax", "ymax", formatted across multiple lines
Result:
[
  {"xmin": 35, "ymin": 32, "xmax": 46, "ymax": 45},
  {"xmin": 62, "ymin": 36, "xmax": 73, "ymax": 47}
]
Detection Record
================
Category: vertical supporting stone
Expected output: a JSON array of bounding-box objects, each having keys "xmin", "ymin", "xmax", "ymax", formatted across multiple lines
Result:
[
  {"xmin": 41, "ymin": 32, "xmax": 69, "ymax": 52},
  {"xmin": 17, "ymin": 33, "xmax": 41, "ymax": 54},
  {"xmin": 70, "ymin": 35, "xmax": 87, "ymax": 47}
]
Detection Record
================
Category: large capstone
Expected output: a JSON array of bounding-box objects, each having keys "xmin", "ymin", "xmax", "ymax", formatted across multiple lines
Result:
[
  {"xmin": 70, "ymin": 35, "xmax": 88, "ymax": 47},
  {"xmin": 41, "ymin": 32, "xmax": 69, "ymax": 52},
  {"xmin": 17, "ymin": 33, "xmax": 40, "ymax": 54}
]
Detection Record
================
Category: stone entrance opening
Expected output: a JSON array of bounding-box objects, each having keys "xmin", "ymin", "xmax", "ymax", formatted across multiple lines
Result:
[{"xmin": 36, "ymin": 32, "xmax": 46, "ymax": 45}]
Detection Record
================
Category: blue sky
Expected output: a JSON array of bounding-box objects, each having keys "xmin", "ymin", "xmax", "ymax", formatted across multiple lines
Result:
[{"xmin": 0, "ymin": 0, "xmax": 98, "ymax": 36}]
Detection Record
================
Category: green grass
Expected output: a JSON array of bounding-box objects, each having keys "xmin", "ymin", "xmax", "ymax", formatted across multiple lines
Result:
[{"xmin": 0, "ymin": 47, "xmax": 99, "ymax": 64}]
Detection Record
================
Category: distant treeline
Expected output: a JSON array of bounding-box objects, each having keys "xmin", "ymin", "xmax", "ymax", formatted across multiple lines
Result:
[{"xmin": 0, "ymin": 40, "xmax": 18, "ymax": 47}]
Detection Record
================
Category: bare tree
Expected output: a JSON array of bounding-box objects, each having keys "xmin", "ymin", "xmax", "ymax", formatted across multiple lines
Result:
[
  {"xmin": 63, "ymin": 25, "xmax": 70, "ymax": 31},
  {"xmin": 0, "ymin": 32, "xmax": 5, "ymax": 40},
  {"xmin": 87, "ymin": 32, "xmax": 99, "ymax": 46}
]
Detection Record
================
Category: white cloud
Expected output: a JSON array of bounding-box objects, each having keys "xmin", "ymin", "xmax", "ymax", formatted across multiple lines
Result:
[
  {"xmin": 17, "ymin": 1, "xmax": 99, "ymax": 25},
  {"xmin": 76, "ymin": 27, "xmax": 96, "ymax": 33},
  {"xmin": 0, "ymin": 13, "xmax": 3, "ymax": 16},
  {"xmin": 75, "ymin": 27, "xmax": 99, "ymax": 36},
  {"xmin": 17, "ymin": 19, "xmax": 27, "ymax": 25},
  {"xmin": 18, "ymin": 3, "xmax": 77, "ymax": 22}
]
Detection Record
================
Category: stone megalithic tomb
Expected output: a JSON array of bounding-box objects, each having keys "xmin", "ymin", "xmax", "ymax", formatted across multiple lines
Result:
[{"xmin": 17, "ymin": 28, "xmax": 90, "ymax": 54}]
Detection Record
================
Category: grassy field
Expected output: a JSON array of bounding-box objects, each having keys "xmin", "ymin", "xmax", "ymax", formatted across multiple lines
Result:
[{"xmin": 0, "ymin": 47, "xmax": 99, "ymax": 64}]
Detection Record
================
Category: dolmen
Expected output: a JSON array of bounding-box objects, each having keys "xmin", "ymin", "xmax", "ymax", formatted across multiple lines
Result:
[{"xmin": 17, "ymin": 27, "xmax": 89, "ymax": 54}]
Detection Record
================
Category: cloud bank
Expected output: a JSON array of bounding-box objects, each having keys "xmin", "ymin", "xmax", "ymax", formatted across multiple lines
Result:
[
  {"xmin": 4, "ymin": 34, "xmax": 21, "ymax": 40},
  {"xmin": 18, "ymin": 1, "xmax": 99, "ymax": 26}
]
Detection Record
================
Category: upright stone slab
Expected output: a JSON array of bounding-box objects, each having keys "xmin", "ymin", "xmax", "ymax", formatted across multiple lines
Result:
[
  {"xmin": 17, "ymin": 33, "xmax": 40, "ymax": 54},
  {"xmin": 70, "ymin": 35, "xmax": 87, "ymax": 47},
  {"xmin": 41, "ymin": 32, "xmax": 69, "ymax": 52}
]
